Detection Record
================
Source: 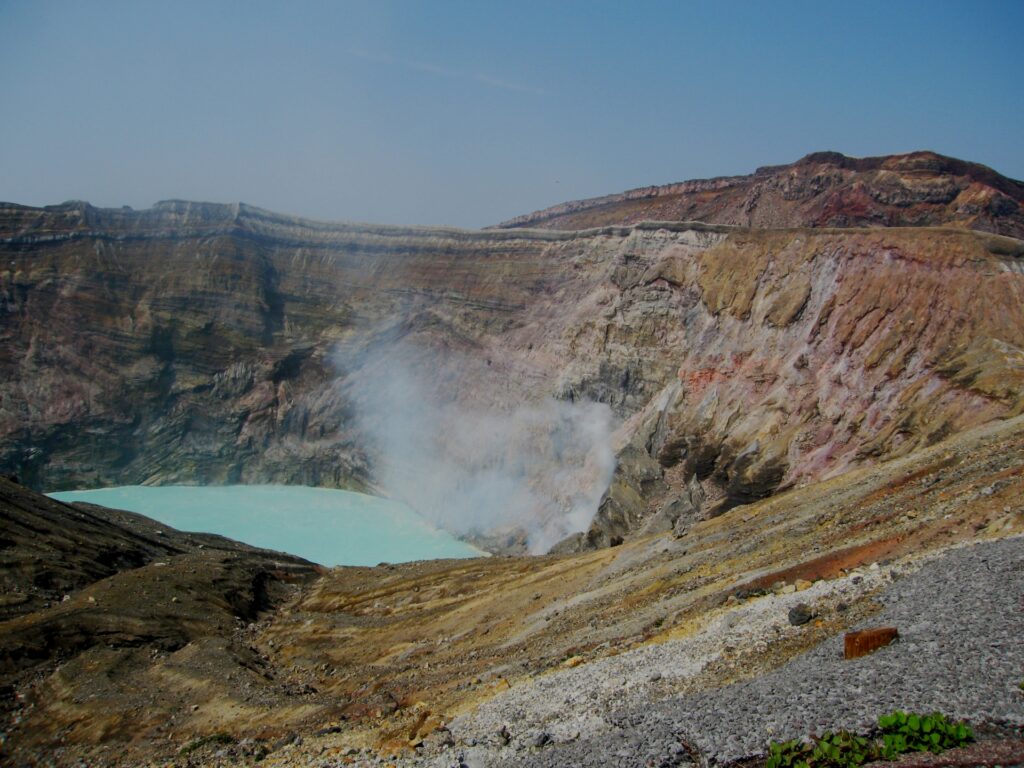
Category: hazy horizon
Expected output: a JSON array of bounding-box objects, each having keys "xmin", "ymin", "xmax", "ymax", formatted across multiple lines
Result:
[{"xmin": 2, "ymin": 0, "xmax": 1022, "ymax": 228}]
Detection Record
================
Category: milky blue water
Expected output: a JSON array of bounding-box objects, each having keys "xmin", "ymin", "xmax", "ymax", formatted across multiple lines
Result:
[{"xmin": 48, "ymin": 485, "xmax": 484, "ymax": 567}]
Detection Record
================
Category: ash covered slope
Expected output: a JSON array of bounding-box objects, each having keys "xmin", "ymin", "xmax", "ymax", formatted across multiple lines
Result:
[
  {"xmin": 496, "ymin": 151, "xmax": 1024, "ymax": 238},
  {"xmin": 0, "ymin": 477, "xmax": 319, "ymax": 766},
  {"xmin": 0, "ymin": 476, "xmax": 314, "ymax": 621},
  {"xmin": 2, "ymin": 165, "xmax": 1024, "ymax": 548}
]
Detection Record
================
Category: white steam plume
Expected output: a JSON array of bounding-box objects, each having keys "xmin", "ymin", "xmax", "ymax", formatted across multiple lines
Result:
[{"xmin": 336, "ymin": 340, "xmax": 615, "ymax": 554}]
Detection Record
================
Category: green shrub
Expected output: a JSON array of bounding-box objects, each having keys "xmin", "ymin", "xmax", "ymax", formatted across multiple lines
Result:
[
  {"xmin": 876, "ymin": 711, "xmax": 972, "ymax": 756},
  {"xmin": 811, "ymin": 731, "xmax": 875, "ymax": 768},
  {"xmin": 764, "ymin": 711, "xmax": 972, "ymax": 768},
  {"xmin": 766, "ymin": 731, "xmax": 873, "ymax": 768},
  {"xmin": 766, "ymin": 738, "xmax": 815, "ymax": 768}
]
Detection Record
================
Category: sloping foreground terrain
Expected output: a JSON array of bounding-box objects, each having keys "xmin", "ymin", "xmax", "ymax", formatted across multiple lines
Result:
[
  {"xmin": 1, "ymin": 413, "xmax": 1022, "ymax": 766},
  {"xmin": 497, "ymin": 151, "xmax": 1024, "ymax": 238},
  {"xmin": 3, "ymin": 160, "xmax": 1024, "ymax": 549}
]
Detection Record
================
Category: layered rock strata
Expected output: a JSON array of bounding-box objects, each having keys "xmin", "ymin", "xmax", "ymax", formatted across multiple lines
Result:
[
  {"xmin": 497, "ymin": 151, "xmax": 1024, "ymax": 238},
  {"xmin": 2, "ymin": 175, "xmax": 1024, "ymax": 549}
]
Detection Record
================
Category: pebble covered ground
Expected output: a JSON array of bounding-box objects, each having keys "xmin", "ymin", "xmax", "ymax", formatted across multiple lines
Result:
[
  {"xmin": 663, "ymin": 535, "xmax": 1024, "ymax": 765},
  {"xmin": 398, "ymin": 535, "xmax": 1024, "ymax": 767}
]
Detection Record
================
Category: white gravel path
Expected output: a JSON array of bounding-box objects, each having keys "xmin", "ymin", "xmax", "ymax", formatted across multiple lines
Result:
[{"xmin": 408, "ymin": 535, "xmax": 1024, "ymax": 767}]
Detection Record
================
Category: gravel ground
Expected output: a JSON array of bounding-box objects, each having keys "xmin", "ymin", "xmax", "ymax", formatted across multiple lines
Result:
[
  {"xmin": 664, "ymin": 535, "xmax": 1024, "ymax": 765},
  {"xmin": 445, "ymin": 556, "xmax": 896, "ymax": 748},
  {"xmin": 409, "ymin": 536, "xmax": 1023, "ymax": 767}
]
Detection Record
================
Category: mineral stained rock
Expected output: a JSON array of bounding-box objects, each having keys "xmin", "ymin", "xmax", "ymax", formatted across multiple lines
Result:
[
  {"xmin": 844, "ymin": 626, "xmax": 899, "ymax": 659},
  {"xmin": 2, "ymin": 151, "xmax": 1024, "ymax": 549},
  {"xmin": 497, "ymin": 150, "xmax": 1024, "ymax": 238}
]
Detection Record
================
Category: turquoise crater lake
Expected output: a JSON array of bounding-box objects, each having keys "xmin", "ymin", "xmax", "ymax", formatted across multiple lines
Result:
[{"xmin": 48, "ymin": 485, "xmax": 484, "ymax": 567}]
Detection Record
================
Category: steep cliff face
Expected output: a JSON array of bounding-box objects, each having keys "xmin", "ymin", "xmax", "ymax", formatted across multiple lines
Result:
[
  {"xmin": 563, "ymin": 226, "xmax": 1024, "ymax": 547},
  {"xmin": 497, "ymin": 151, "xmax": 1024, "ymax": 239},
  {"xmin": 0, "ymin": 201, "xmax": 588, "ymax": 492},
  {"xmin": 3, "ymin": 174, "xmax": 1024, "ymax": 549}
]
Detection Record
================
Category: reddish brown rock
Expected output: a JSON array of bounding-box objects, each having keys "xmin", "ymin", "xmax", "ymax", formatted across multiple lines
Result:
[
  {"xmin": 844, "ymin": 627, "xmax": 899, "ymax": 659},
  {"xmin": 497, "ymin": 150, "xmax": 1024, "ymax": 239}
]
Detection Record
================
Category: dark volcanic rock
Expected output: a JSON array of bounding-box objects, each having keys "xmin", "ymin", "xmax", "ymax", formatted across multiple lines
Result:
[
  {"xmin": 788, "ymin": 603, "xmax": 814, "ymax": 626},
  {"xmin": 0, "ymin": 479, "xmax": 318, "ymax": 766}
]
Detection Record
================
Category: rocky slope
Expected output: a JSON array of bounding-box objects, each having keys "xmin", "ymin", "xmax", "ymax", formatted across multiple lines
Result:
[
  {"xmin": 2, "ymin": 410, "xmax": 1021, "ymax": 767},
  {"xmin": 497, "ymin": 151, "xmax": 1024, "ymax": 238},
  {"xmin": 3, "ymin": 173, "xmax": 1024, "ymax": 549},
  {"xmin": 0, "ymin": 477, "xmax": 320, "ymax": 766},
  {"xmin": 0, "ymin": 476, "xmax": 313, "ymax": 623}
]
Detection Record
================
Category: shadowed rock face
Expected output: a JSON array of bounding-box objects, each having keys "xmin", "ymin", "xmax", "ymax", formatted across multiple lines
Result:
[
  {"xmin": 0, "ymin": 200, "xmax": 590, "ymax": 493},
  {"xmin": 496, "ymin": 151, "xmax": 1024, "ymax": 239},
  {"xmin": 0, "ymin": 477, "xmax": 319, "ymax": 765},
  {"xmin": 0, "ymin": 476, "xmax": 315, "ymax": 623},
  {"xmin": 2, "ymin": 154, "xmax": 1024, "ymax": 549}
]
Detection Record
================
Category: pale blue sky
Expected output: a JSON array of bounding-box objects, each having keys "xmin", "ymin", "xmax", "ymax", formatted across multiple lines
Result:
[{"xmin": 1, "ymin": 1, "xmax": 1021, "ymax": 227}]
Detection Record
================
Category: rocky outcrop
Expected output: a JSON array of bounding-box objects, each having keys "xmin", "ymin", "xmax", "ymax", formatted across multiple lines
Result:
[
  {"xmin": 0, "ymin": 201, "xmax": 595, "ymax": 491},
  {"xmin": 644, "ymin": 474, "xmax": 706, "ymax": 538},
  {"xmin": 496, "ymin": 151, "xmax": 1024, "ymax": 239},
  {"xmin": 3, "ymin": 163, "xmax": 1024, "ymax": 550},
  {"xmin": 0, "ymin": 476, "xmax": 313, "ymax": 622}
]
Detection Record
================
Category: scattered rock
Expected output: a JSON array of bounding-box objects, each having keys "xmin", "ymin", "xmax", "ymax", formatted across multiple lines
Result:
[
  {"xmin": 788, "ymin": 603, "xmax": 813, "ymax": 626},
  {"xmin": 735, "ymin": 587, "xmax": 768, "ymax": 600},
  {"xmin": 528, "ymin": 731, "xmax": 551, "ymax": 748},
  {"xmin": 272, "ymin": 732, "xmax": 298, "ymax": 750}
]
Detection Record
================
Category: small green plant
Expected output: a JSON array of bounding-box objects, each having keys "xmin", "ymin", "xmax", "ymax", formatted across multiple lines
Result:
[
  {"xmin": 811, "ymin": 731, "xmax": 875, "ymax": 768},
  {"xmin": 765, "ymin": 711, "xmax": 972, "ymax": 768},
  {"xmin": 766, "ymin": 737, "xmax": 814, "ymax": 768},
  {"xmin": 876, "ymin": 711, "xmax": 972, "ymax": 755}
]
